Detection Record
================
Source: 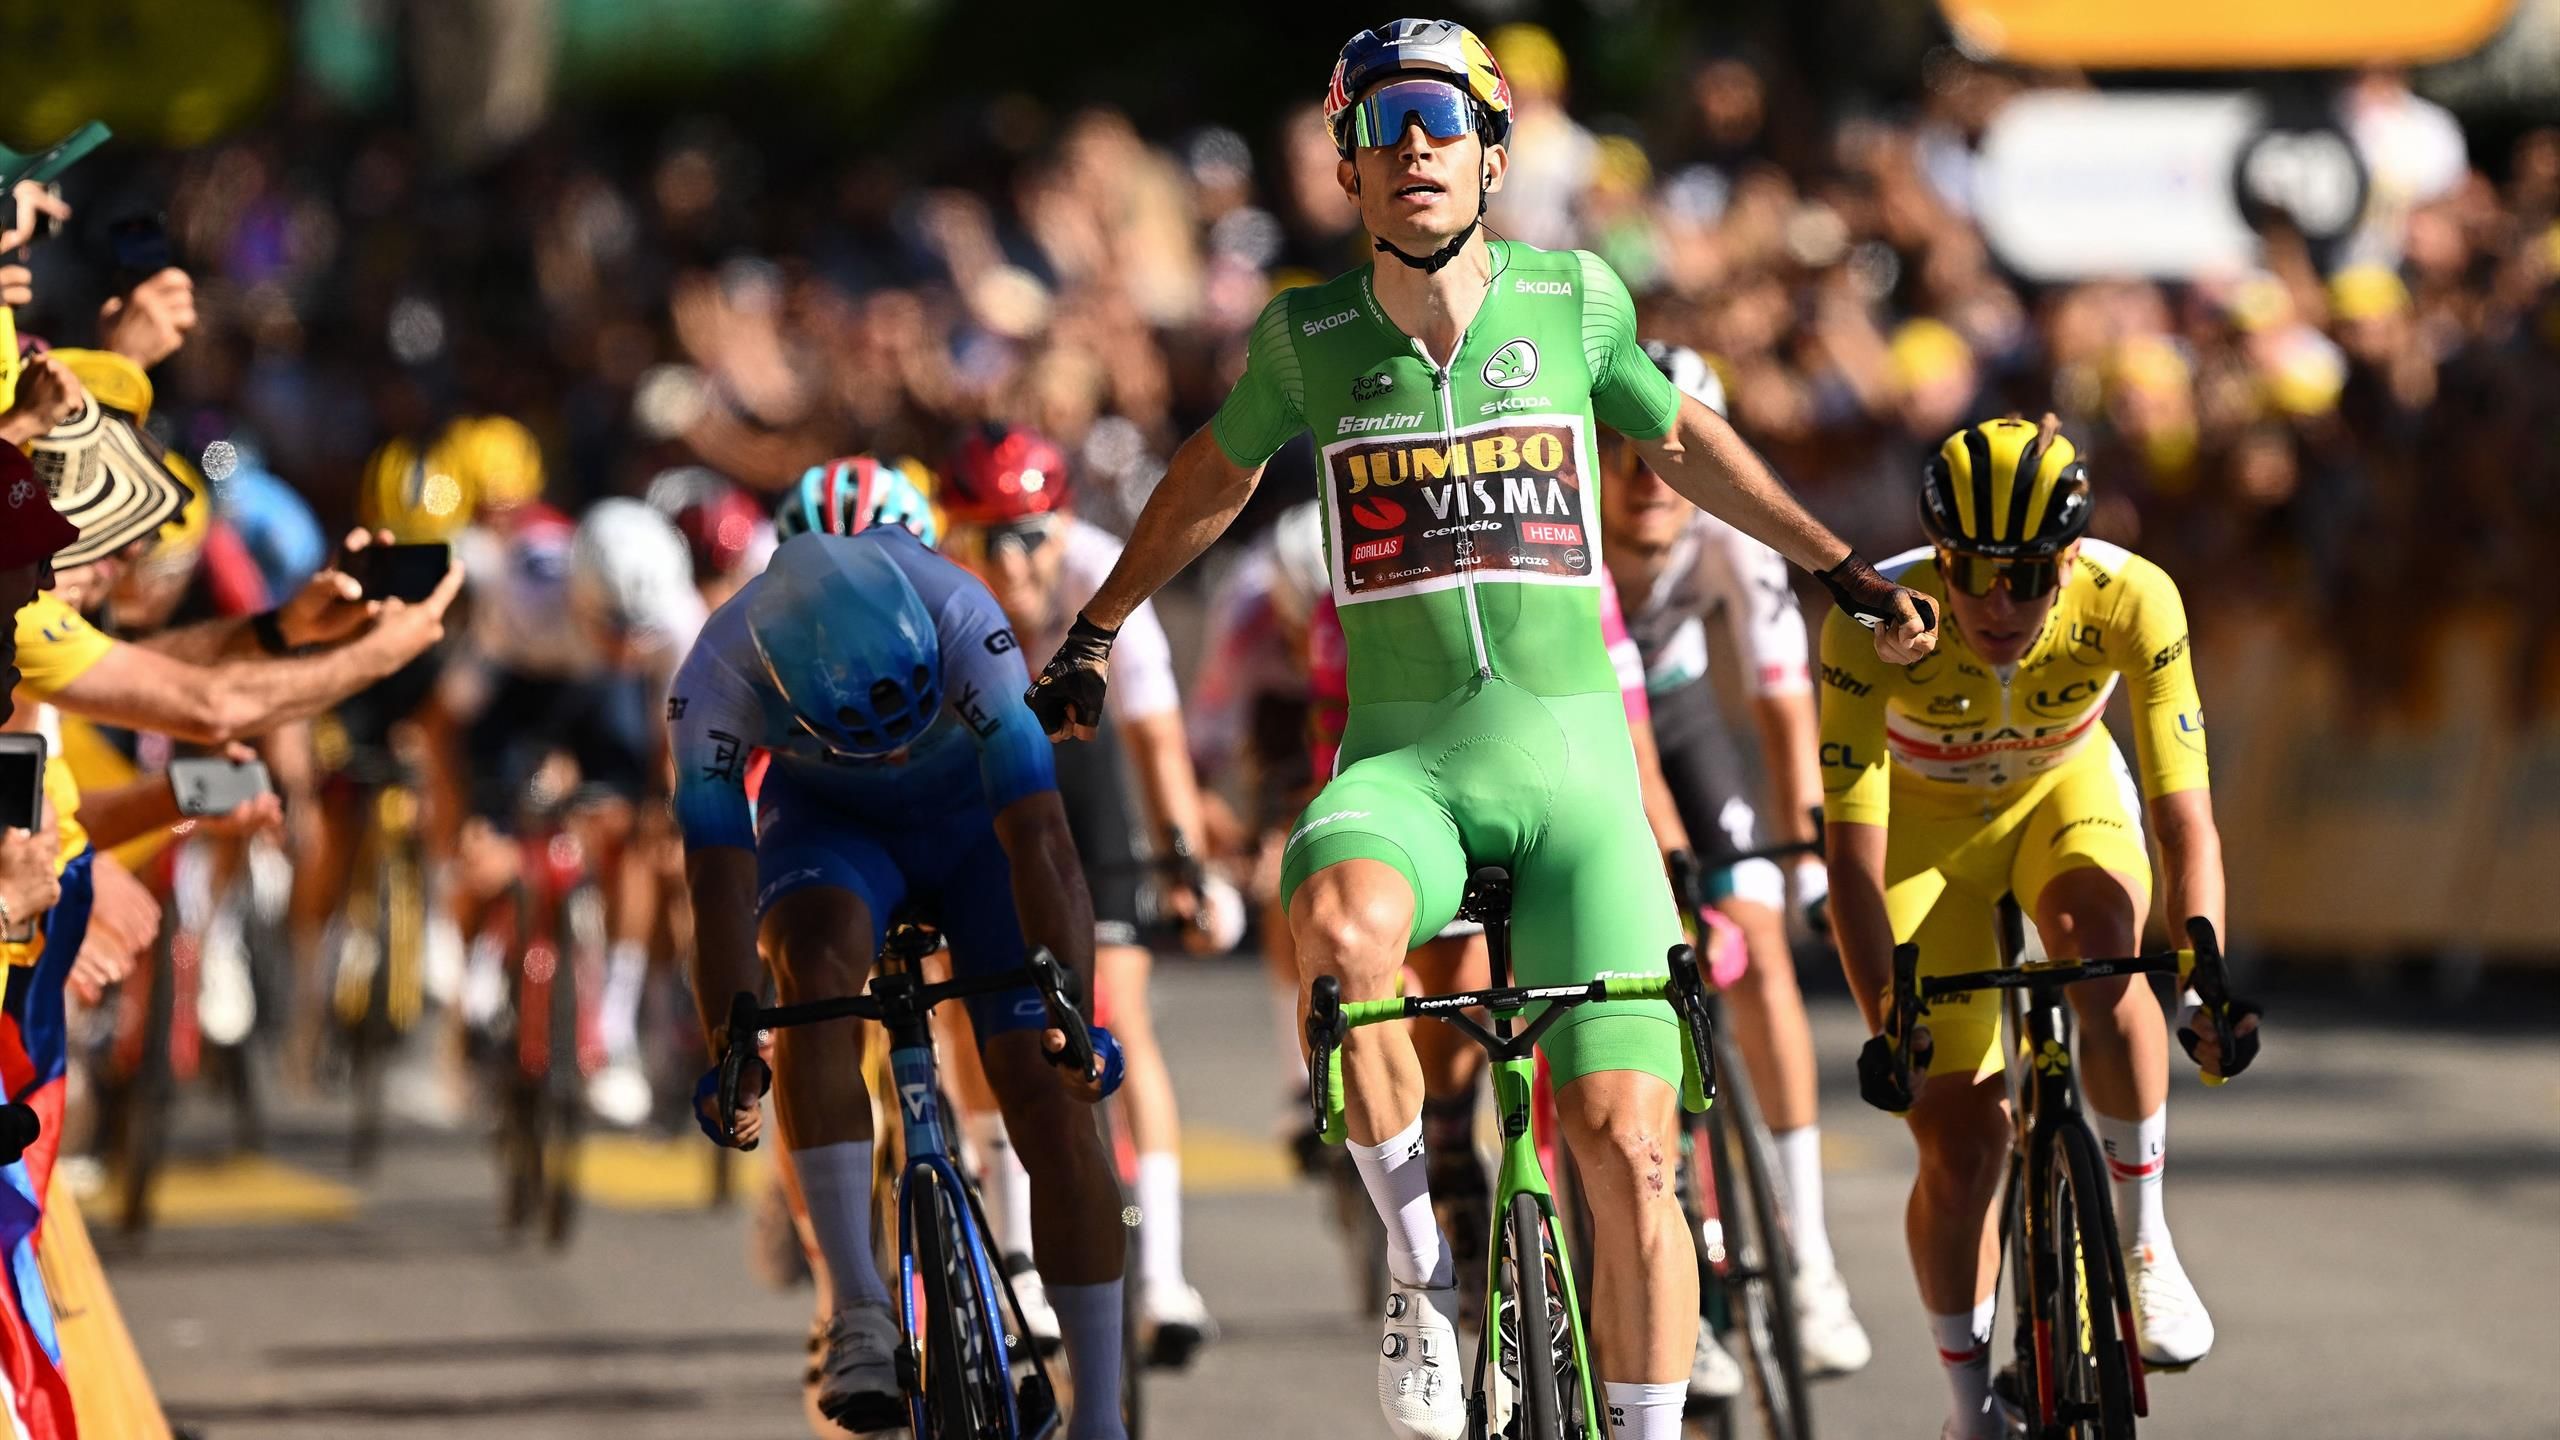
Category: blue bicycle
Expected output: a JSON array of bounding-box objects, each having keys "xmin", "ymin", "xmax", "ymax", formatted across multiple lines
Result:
[{"xmin": 718, "ymin": 916, "xmax": 1099, "ymax": 1438}]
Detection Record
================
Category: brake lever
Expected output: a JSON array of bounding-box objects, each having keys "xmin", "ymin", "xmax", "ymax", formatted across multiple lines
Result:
[
  {"xmin": 1030, "ymin": 948, "xmax": 1097, "ymax": 1079},
  {"xmin": 716, "ymin": 990, "xmax": 762, "ymax": 1150}
]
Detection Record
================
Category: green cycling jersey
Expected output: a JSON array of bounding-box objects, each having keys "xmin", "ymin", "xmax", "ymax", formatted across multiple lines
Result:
[{"xmin": 1218, "ymin": 241, "xmax": 1689, "ymax": 1090}]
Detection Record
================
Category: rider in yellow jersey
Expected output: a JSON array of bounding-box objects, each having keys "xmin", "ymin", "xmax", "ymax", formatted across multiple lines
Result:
[{"xmin": 1819, "ymin": 417, "xmax": 2245, "ymax": 1440}]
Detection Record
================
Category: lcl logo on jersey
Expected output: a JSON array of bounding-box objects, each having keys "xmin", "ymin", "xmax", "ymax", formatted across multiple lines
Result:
[{"xmin": 1483, "ymin": 338, "xmax": 1538, "ymax": 389}]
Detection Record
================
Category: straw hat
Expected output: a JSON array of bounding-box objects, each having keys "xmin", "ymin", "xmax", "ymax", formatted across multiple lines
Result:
[{"xmin": 24, "ymin": 349, "xmax": 189, "ymax": 568}]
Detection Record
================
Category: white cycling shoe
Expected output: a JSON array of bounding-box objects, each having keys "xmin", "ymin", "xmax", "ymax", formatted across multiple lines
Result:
[
  {"xmin": 815, "ymin": 1303, "xmax": 905, "ymax": 1434},
  {"xmin": 1004, "ymin": 1253, "xmax": 1063, "ymax": 1357},
  {"xmin": 1142, "ymin": 1279, "xmax": 1219, "ymax": 1369},
  {"xmin": 1378, "ymin": 1281, "xmax": 1466, "ymax": 1440},
  {"xmin": 2128, "ymin": 1244, "xmax": 2215, "ymax": 1370},
  {"xmin": 1794, "ymin": 1265, "xmax": 1874, "ymax": 1377},
  {"xmin": 1688, "ymin": 1323, "xmax": 1744, "ymax": 1403}
]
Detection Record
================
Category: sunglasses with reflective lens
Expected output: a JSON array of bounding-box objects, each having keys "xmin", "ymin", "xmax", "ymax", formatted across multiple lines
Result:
[
  {"xmin": 1939, "ymin": 550, "xmax": 2062, "ymax": 600},
  {"xmin": 1341, "ymin": 77, "xmax": 1479, "ymax": 151},
  {"xmin": 952, "ymin": 513, "xmax": 1062, "ymax": 565}
]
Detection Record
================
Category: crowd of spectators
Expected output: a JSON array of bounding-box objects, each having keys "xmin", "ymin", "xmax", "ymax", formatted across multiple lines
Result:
[{"xmin": 27, "ymin": 31, "xmax": 2560, "ymax": 708}]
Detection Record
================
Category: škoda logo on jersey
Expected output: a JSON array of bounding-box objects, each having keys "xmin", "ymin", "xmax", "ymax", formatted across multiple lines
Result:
[{"xmin": 1324, "ymin": 418, "xmax": 1593, "ymax": 599}]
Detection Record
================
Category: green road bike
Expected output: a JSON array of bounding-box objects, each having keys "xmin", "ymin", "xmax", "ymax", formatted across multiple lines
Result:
[{"xmin": 1305, "ymin": 865, "xmax": 1721, "ymax": 1440}]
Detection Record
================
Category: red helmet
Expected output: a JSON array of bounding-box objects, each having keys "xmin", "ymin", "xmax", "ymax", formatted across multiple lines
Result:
[
  {"xmin": 673, "ymin": 484, "xmax": 765, "ymax": 580},
  {"xmin": 942, "ymin": 424, "xmax": 1069, "ymax": 527}
]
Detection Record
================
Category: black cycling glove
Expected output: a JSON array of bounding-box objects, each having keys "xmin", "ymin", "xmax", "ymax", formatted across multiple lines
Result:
[
  {"xmin": 1818, "ymin": 551, "xmax": 1936, "ymax": 634},
  {"xmin": 1025, "ymin": 612, "xmax": 1118, "ymax": 738},
  {"xmin": 1856, "ymin": 1026, "xmax": 1932, "ymax": 1116}
]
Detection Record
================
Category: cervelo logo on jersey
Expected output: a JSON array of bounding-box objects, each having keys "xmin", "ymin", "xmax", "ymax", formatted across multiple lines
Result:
[
  {"xmin": 1287, "ymin": 808, "xmax": 1371, "ymax": 850},
  {"xmin": 1482, "ymin": 338, "xmax": 1538, "ymax": 389},
  {"xmin": 1513, "ymin": 278, "xmax": 1573, "ymax": 296},
  {"xmin": 1338, "ymin": 411, "xmax": 1426, "ymax": 436},
  {"xmin": 1302, "ymin": 307, "xmax": 1359, "ymax": 338}
]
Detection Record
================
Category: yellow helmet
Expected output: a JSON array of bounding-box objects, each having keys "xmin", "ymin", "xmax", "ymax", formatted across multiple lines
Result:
[
  {"xmin": 1921, "ymin": 418, "xmax": 2091, "ymax": 559},
  {"xmin": 359, "ymin": 414, "xmax": 547, "ymax": 541}
]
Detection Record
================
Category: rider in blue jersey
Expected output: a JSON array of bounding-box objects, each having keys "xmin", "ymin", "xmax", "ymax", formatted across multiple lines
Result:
[{"xmin": 676, "ymin": 527, "xmax": 1129, "ymax": 1439}]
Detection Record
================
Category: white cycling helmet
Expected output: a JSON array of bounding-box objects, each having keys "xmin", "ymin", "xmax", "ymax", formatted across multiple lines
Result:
[
  {"xmin": 1641, "ymin": 339, "xmax": 1728, "ymax": 417},
  {"xmin": 571, "ymin": 497, "xmax": 698, "ymax": 647},
  {"xmin": 1268, "ymin": 501, "xmax": 1330, "ymax": 627}
]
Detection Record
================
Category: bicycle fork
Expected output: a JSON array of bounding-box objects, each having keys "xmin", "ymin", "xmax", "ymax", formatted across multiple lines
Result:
[{"xmin": 1477, "ymin": 1049, "xmax": 1601, "ymax": 1438}]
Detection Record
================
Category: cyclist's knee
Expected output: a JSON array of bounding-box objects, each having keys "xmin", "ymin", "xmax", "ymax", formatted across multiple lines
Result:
[
  {"xmin": 1287, "ymin": 861, "xmax": 1413, "ymax": 995},
  {"xmin": 758, "ymin": 889, "xmax": 874, "ymax": 1002},
  {"xmin": 2031, "ymin": 866, "xmax": 2140, "ymax": 960},
  {"xmin": 979, "ymin": 1035, "xmax": 1107, "ymax": 1160},
  {"xmin": 1906, "ymin": 1076, "xmax": 2009, "ymax": 1203},
  {"xmin": 1557, "ymin": 1073, "xmax": 1683, "ymax": 1206}
]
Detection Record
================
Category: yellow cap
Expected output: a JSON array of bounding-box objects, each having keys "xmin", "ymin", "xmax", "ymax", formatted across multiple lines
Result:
[
  {"xmin": 2224, "ymin": 274, "xmax": 2290, "ymax": 334},
  {"xmin": 2328, "ymin": 264, "xmax": 2410, "ymax": 323},
  {"xmin": 2106, "ymin": 334, "xmax": 2191, "ymax": 397},
  {"xmin": 1889, "ymin": 318, "xmax": 1973, "ymax": 393},
  {"xmin": 1490, "ymin": 23, "xmax": 1566, "ymax": 99},
  {"xmin": 51, "ymin": 349, "xmax": 154, "ymax": 423}
]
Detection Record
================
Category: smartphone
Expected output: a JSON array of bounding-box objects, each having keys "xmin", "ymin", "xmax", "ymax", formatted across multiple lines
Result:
[
  {"xmin": 169, "ymin": 756, "xmax": 272, "ymax": 819},
  {"xmin": 2, "ymin": 123, "xmax": 112, "ymax": 246},
  {"xmin": 0, "ymin": 734, "xmax": 45, "ymax": 834},
  {"xmin": 104, "ymin": 213, "xmax": 173, "ymax": 293},
  {"xmin": 344, "ymin": 542, "xmax": 451, "ymax": 604}
]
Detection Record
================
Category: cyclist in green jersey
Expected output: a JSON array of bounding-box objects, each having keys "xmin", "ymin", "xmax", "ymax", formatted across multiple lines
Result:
[{"xmin": 1027, "ymin": 19, "xmax": 1936, "ymax": 1440}]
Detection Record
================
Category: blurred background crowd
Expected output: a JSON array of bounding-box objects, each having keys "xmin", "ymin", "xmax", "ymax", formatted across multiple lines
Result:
[{"xmin": 17, "ymin": 4, "xmax": 2559, "ymax": 710}]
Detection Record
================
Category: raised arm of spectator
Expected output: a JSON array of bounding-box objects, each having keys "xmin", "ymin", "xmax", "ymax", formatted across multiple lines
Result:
[{"xmin": 48, "ymin": 561, "xmax": 458, "ymax": 745}]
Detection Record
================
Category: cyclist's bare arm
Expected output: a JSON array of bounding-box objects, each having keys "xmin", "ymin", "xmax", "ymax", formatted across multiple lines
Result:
[
  {"xmin": 1750, "ymin": 690, "xmax": 1823, "ymax": 848},
  {"xmin": 53, "ymin": 624, "xmax": 430, "ymax": 745},
  {"xmin": 1118, "ymin": 710, "xmax": 1208, "ymax": 857},
  {"xmin": 2149, "ymin": 788, "xmax": 2226, "ymax": 944},
  {"xmin": 683, "ymin": 843, "xmax": 760, "ymax": 1047},
  {"xmin": 1631, "ymin": 394, "xmax": 1932, "ymax": 662},
  {"xmin": 1079, "ymin": 427, "xmax": 1264, "ymax": 632},
  {"xmin": 1825, "ymin": 819, "xmax": 1893, "ymax": 1032},
  {"xmin": 1629, "ymin": 394, "xmax": 1851, "ymax": 578},
  {"xmin": 992, "ymin": 789, "xmax": 1099, "ymax": 1007}
]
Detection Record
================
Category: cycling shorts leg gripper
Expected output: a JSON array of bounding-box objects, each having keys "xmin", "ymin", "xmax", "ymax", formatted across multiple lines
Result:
[
  {"xmin": 1509, "ymin": 690, "xmax": 1685, "ymax": 1091},
  {"xmin": 1279, "ymin": 743, "xmax": 1467, "ymax": 949},
  {"xmin": 752, "ymin": 792, "xmax": 904, "ymax": 945}
]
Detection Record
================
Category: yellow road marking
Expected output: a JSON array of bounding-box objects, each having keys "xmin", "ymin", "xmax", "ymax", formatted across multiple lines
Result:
[
  {"xmin": 80, "ymin": 1156, "xmax": 357, "ymax": 1228},
  {"xmin": 577, "ymin": 1132, "xmax": 771, "ymax": 1211},
  {"xmin": 1175, "ymin": 1126, "xmax": 1298, "ymax": 1194}
]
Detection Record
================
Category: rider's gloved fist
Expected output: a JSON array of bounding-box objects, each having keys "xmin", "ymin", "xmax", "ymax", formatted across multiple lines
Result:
[
  {"xmin": 1024, "ymin": 612, "xmax": 1117, "ymax": 738},
  {"xmin": 693, "ymin": 1049, "xmax": 771, "ymax": 1148},
  {"xmin": 1856, "ymin": 1030, "xmax": 1927, "ymax": 1115},
  {"xmin": 1042, "ymin": 1021, "xmax": 1126, "ymax": 1099},
  {"xmin": 1817, "ymin": 550, "xmax": 1937, "ymax": 635},
  {"xmin": 2175, "ymin": 996, "xmax": 2265, "ymax": 1081}
]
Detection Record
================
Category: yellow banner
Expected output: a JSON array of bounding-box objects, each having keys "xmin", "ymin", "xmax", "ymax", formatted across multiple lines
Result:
[{"xmin": 1939, "ymin": 0, "xmax": 2514, "ymax": 68}]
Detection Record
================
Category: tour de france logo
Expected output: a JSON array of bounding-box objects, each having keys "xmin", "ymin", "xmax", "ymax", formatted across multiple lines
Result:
[{"xmin": 1483, "ymin": 338, "xmax": 1538, "ymax": 389}]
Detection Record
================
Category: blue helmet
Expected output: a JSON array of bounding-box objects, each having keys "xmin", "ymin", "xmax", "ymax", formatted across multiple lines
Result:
[{"xmin": 748, "ymin": 533, "xmax": 944, "ymax": 758}]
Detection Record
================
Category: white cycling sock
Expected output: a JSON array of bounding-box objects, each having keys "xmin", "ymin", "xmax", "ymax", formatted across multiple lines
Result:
[
  {"xmin": 2093, "ymin": 1107, "xmax": 2169, "ymax": 1256},
  {"xmin": 1135, "ymin": 1151, "xmax": 1184, "ymax": 1291},
  {"xmin": 1602, "ymin": 1380, "xmax": 1686, "ymax": 1439},
  {"xmin": 600, "ymin": 940, "xmax": 647, "ymax": 1059},
  {"xmin": 965, "ymin": 1112, "xmax": 1037, "ymax": 1259},
  {"xmin": 1050, "ymin": 1280, "xmax": 1128, "ymax": 1440},
  {"xmin": 1769, "ymin": 1126, "xmax": 1836, "ymax": 1276},
  {"xmin": 1347, "ymin": 1115, "xmax": 1451, "ymax": 1290},
  {"xmin": 792, "ymin": 1141, "xmax": 889, "ymax": 1310},
  {"xmin": 1928, "ymin": 1297, "xmax": 1998, "ymax": 1435}
]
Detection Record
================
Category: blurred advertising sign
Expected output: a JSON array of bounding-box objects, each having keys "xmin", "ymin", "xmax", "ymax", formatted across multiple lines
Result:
[
  {"xmin": 0, "ymin": 0, "xmax": 284, "ymax": 149},
  {"xmin": 1975, "ymin": 92, "xmax": 2367, "ymax": 280},
  {"xmin": 1939, "ymin": 0, "xmax": 2513, "ymax": 67}
]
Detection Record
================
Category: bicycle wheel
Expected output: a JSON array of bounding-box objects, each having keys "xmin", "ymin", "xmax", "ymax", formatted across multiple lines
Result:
[
  {"xmin": 2049, "ymin": 1124, "xmax": 2137, "ymax": 1439},
  {"xmin": 542, "ymin": 880, "xmax": 601, "ymax": 1248},
  {"xmin": 1704, "ymin": 1028, "xmax": 1812, "ymax": 1439},
  {"xmin": 910, "ymin": 1166, "xmax": 1013, "ymax": 1438},
  {"xmin": 1497, "ymin": 1191, "xmax": 1583, "ymax": 1440}
]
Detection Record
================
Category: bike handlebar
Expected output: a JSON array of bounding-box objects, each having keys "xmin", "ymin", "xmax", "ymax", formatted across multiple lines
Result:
[
  {"xmin": 714, "ymin": 946, "xmax": 1098, "ymax": 1147},
  {"xmin": 1874, "ymin": 917, "xmax": 2263, "ymax": 1108},
  {"xmin": 1303, "ymin": 951, "xmax": 1723, "ymax": 1147}
]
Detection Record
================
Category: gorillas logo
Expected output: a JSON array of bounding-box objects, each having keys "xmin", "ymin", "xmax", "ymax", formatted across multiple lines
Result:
[{"xmin": 1350, "ymin": 496, "xmax": 1407, "ymax": 531}]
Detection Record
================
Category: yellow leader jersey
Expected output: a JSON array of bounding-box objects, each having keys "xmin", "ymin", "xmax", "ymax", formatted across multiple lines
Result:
[
  {"xmin": 4, "ymin": 592, "xmax": 118, "ymax": 966},
  {"xmin": 1817, "ymin": 540, "xmax": 2208, "ymax": 826}
]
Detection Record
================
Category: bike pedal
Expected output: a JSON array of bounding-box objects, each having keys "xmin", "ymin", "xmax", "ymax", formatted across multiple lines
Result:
[
  {"xmin": 2142, "ymin": 1356, "xmax": 2199, "ymax": 1375},
  {"xmin": 1145, "ymin": 1321, "xmax": 1206, "ymax": 1371}
]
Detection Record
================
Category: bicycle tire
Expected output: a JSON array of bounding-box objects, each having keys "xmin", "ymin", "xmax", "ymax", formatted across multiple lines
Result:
[
  {"xmin": 1504, "ymin": 1191, "xmax": 1567, "ymax": 1440},
  {"xmin": 2050, "ymin": 1123, "xmax": 2137, "ymax": 1439},
  {"xmin": 1707, "ymin": 1026, "xmax": 1813, "ymax": 1440},
  {"xmin": 542, "ymin": 880, "xmax": 600, "ymax": 1249},
  {"xmin": 910, "ymin": 1167, "xmax": 1011, "ymax": 1438}
]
